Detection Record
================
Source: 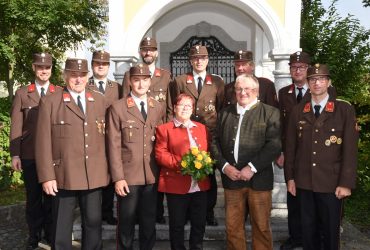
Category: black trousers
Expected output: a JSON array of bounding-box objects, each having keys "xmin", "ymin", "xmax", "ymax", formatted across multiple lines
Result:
[
  {"xmin": 156, "ymin": 191, "xmax": 165, "ymax": 220},
  {"xmin": 298, "ymin": 188, "xmax": 342, "ymax": 250},
  {"xmin": 206, "ymin": 173, "xmax": 217, "ymax": 217},
  {"xmin": 167, "ymin": 191, "xmax": 207, "ymax": 250},
  {"xmin": 287, "ymin": 191, "xmax": 302, "ymax": 243},
  {"xmin": 51, "ymin": 188, "xmax": 102, "ymax": 250},
  {"xmin": 22, "ymin": 159, "xmax": 52, "ymax": 242},
  {"xmin": 116, "ymin": 184, "xmax": 157, "ymax": 250},
  {"xmin": 101, "ymin": 182, "xmax": 115, "ymax": 219}
]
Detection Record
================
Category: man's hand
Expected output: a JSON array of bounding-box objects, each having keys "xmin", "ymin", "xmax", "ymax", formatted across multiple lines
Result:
[
  {"xmin": 287, "ymin": 180, "xmax": 296, "ymax": 196},
  {"xmin": 115, "ymin": 180, "xmax": 130, "ymax": 196},
  {"xmin": 42, "ymin": 180, "xmax": 58, "ymax": 196},
  {"xmin": 275, "ymin": 154, "xmax": 284, "ymax": 169},
  {"xmin": 224, "ymin": 164, "xmax": 241, "ymax": 181},
  {"xmin": 240, "ymin": 166, "xmax": 254, "ymax": 181},
  {"xmin": 11, "ymin": 157, "xmax": 22, "ymax": 171},
  {"xmin": 335, "ymin": 186, "xmax": 351, "ymax": 199}
]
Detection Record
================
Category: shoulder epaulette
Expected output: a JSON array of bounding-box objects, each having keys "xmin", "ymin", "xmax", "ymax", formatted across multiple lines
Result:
[
  {"xmin": 336, "ymin": 98, "xmax": 352, "ymax": 105},
  {"xmin": 211, "ymin": 73, "xmax": 223, "ymax": 81},
  {"xmin": 91, "ymin": 89, "xmax": 104, "ymax": 96}
]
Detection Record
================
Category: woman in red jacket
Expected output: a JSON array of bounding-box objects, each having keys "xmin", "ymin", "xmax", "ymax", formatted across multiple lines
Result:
[{"xmin": 155, "ymin": 93, "xmax": 210, "ymax": 250}]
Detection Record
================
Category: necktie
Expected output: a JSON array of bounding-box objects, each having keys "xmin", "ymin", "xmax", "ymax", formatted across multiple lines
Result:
[
  {"xmin": 98, "ymin": 81, "xmax": 105, "ymax": 94},
  {"xmin": 197, "ymin": 77, "xmax": 202, "ymax": 95},
  {"xmin": 40, "ymin": 87, "xmax": 46, "ymax": 97},
  {"xmin": 314, "ymin": 105, "xmax": 321, "ymax": 118},
  {"xmin": 140, "ymin": 101, "xmax": 147, "ymax": 120},
  {"xmin": 77, "ymin": 95, "xmax": 84, "ymax": 113},
  {"xmin": 297, "ymin": 87, "xmax": 303, "ymax": 103}
]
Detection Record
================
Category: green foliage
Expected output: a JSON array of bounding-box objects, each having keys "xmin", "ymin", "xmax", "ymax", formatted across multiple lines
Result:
[
  {"xmin": 0, "ymin": 98, "xmax": 23, "ymax": 190},
  {"xmin": 0, "ymin": 0, "xmax": 108, "ymax": 98}
]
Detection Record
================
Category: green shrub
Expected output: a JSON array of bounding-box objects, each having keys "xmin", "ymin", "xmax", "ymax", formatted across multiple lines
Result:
[{"xmin": 0, "ymin": 98, "xmax": 23, "ymax": 190}]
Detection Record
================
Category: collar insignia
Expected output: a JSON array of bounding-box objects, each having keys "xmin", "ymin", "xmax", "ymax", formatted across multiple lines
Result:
[
  {"xmin": 303, "ymin": 102, "xmax": 311, "ymax": 113},
  {"xmin": 63, "ymin": 93, "xmax": 71, "ymax": 102},
  {"xmin": 288, "ymin": 84, "xmax": 294, "ymax": 93},
  {"xmin": 88, "ymin": 79, "xmax": 94, "ymax": 86},
  {"xmin": 325, "ymin": 102, "xmax": 334, "ymax": 112},
  {"xmin": 205, "ymin": 75, "xmax": 212, "ymax": 85},
  {"xmin": 186, "ymin": 74, "xmax": 193, "ymax": 84},
  {"xmin": 148, "ymin": 98, "xmax": 155, "ymax": 108},
  {"xmin": 86, "ymin": 92, "xmax": 94, "ymax": 102},
  {"xmin": 154, "ymin": 69, "xmax": 161, "ymax": 77},
  {"xmin": 28, "ymin": 84, "xmax": 36, "ymax": 93},
  {"xmin": 108, "ymin": 80, "xmax": 113, "ymax": 87},
  {"xmin": 49, "ymin": 84, "xmax": 55, "ymax": 93},
  {"xmin": 127, "ymin": 97, "xmax": 135, "ymax": 108}
]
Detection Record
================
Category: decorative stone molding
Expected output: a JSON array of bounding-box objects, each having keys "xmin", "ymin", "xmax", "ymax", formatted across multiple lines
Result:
[{"xmin": 110, "ymin": 56, "xmax": 138, "ymax": 82}]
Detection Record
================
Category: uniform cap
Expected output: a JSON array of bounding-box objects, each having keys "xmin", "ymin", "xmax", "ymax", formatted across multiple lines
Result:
[
  {"xmin": 307, "ymin": 63, "xmax": 330, "ymax": 78},
  {"xmin": 289, "ymin": 51, "xmax": 311, "ymax": 65},
  {"xmin": 129, "ymin": 63, "xmax": 151, "ymax": 77},
  {"xmin": 92, "ymin": 50, "xmax": 110, "ymax": 63},
  {"xmin": 234, "ymin": 50, "xmax": 253, "ymax": 62},
  {"xmin": 140, "ymin": 37, "xmax": 157, "ymax": 49},
  {"xmin": 33, "ymin": 53, "xmax": 52, "ymax": 66},
  {"xmin": 189, "ymin": 45, "xmax": 208, "ymax": 57},
  {"xmin": 64, "ymin": 58, "xmax": 89, "ymax": 73}
]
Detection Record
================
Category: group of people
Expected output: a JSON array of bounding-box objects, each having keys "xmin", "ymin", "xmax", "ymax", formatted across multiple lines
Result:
[{"xmin": 9, "ymin": 35, "xmax": 358, "ymax": 250}]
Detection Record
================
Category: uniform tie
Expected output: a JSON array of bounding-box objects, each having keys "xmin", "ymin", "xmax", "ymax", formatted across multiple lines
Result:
[
  {"xmin": 98, "ymin": 81, "xmax": 105, "ymax": 94},
  {"xmin": 314, "ymin": 105, "xmax": 321, "ymax": 118},
  {"xmin": 296, "ymin": 87, "xmax": 303, "ymax": 103},
  {"xmin": 77, "ymin": 95, "xmax": 84, "ymax": 113},
  {"xmin": 197, "ymin": 77, "xmax": 202, "ymax": 95},
  {"xmin": 40, "ymin": 87, "xmax": 46, "ymax": 97},
  {"xmin": 140, "ymin": 101, "xmax": 147, "ymax": 121}
]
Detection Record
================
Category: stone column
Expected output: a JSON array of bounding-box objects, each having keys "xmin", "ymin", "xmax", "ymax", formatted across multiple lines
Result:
[{"xmin": 111, "ymin": 56, "xmax": 139, "ymax": 83}]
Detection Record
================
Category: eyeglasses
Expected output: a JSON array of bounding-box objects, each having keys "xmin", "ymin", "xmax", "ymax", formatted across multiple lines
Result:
[
  {"xmin": 308, "ymin": 76, "xmax": 329, "ymax": 84},
  {"xmin": 235, "ymin": 87, "xmax": 255, "ymax": 93},
  {"xmin": 176, "ymin": 104, "xmax": 193, "ymax": 109},
  {"xmin": 290, "ymin": 65, "xmax": 308, "ymax": 71}
]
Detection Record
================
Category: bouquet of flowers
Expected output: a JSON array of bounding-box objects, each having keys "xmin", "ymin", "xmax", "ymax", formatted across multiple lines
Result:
[{"xmin": 180, "ymin": 146, "xmax": 216, "ymax": 181}]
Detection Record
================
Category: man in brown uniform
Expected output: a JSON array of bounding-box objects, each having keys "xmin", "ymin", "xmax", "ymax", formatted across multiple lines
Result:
[
  {"xmin": 10, "ymin": 52, "xmax": 59, "ymax": 249},
  {"xmin": 35, "ymin": 58, "xmax": 109, "ymax": 249},
  {"xmin": 107, "ymin": 64, "xmax": 164, "ymax": 250},
  {"xmin": 224, "ymin": 50, "xmax": 278, "ymax": 108},
  {"xmin": 88, "ymin": 50, "xmax": 121, "ymax": 225},
  {"xmin": 285, "ymin": 64, "xmax": 358, "ymax": 250},
  {"xmin": 168, "ymin": 45, "xmax": 224, "ymax": 226},
  {"xmin": 122, "ymin": 38, "xmax": 172, "ymax": 223}
]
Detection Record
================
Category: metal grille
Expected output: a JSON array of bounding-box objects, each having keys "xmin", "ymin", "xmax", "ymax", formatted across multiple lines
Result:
[{"xmin": 170, "ymin": 36, "xmax": 235, "ymax": 83}]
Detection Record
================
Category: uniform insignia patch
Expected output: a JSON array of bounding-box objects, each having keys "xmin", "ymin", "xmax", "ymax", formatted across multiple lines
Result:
[
  {"xmin": 96, "ymin": 120, "xmax": 105, "ymax": 134},
  {"xmin": 154, "ymin": 69, "xmax": 161, "ymax": 77},
  {"xmin": 325, "ymin": 139, "xmax": 331, "ymax": 146},
  {"xmin": 127, "ymin": 97, "xmax": 135, "ymax": 108},
  {"xmin": 148, "ymin": 98, "xmax": 155, "ymax": 108},
  {"xmin": 288, "ymin": 84, "xmax": 294, "ymax": 93},
  {"xmin": 63, "ymin": 93, "xmax": 71, "ymax": 102},
  {"xmin": 28, "ymin": 84, "xmax": 36, "ymax": 93},
  {"xmin": 303, "ymin": 103, "xmax": 310, "ymax": 113},
  {"xmin": 86, "ymin": 92, "xmax": 94, "ymax": 101},
  {"xmin": 325, "ymin": 102, "xmax": 334, "ymax": 112},
  {"xmin": 205, "ymin": 75, "xmax": 212, "ymax": 85},
  {"xmin": 186, "ymin": 74, "xmax": 193, "ymax": 84},
  {"xmin": 49, "ymin": 85, "xmax": 56, "ymax": 93}
]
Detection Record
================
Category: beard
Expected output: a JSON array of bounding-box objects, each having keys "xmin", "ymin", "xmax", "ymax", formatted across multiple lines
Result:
[{"xmin": 142, "ymin": 55, "xmax": 156, "ymax": 65}]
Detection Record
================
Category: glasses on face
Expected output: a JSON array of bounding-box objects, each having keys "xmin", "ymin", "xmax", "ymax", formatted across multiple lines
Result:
[
  {"xmin": 308, "ymin": 76, "xmax": 329, "ymax": 84},
  {"xmin": 235, "ymin": 87, "xmax": 255, "ymax": 93},
  {"xmin": 290, "ymin": 65, "xmax": 308, "ymax": 71},
  {"xmin": 176, "ymin": 103, "xmax": 193, "ymax": 109},
  {"xmin": 191, "ymin": 56, "xmax": 208, "ymax": 62}
]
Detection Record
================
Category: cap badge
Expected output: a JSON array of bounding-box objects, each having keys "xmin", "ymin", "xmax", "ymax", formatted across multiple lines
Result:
[
  {"xmin": 315, "ymin": 63, "xmax": 320, "ymax": 73},
  {"xmin": 196, "ymin": 45, "xmax": 200, "ymax": 54},
  {"xmin": 77, "ymin": 60, "xmax": 82, "ymax": 70},
  {"xmin": 41, "ymin": 53, "xmax": 45, "ymax": 62}
]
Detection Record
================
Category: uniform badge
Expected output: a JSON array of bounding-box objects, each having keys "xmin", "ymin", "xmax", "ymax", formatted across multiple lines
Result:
[
  {"xmin": 303, "ymin": 102, "xmax": 311, "ymax": 113},
  {"xmin": 28, "ymin": 84, "xmax": 36, "ymax": 93},
  {"xmin": 325, "ymin": 139, "xmax": 331, "ymax": 146},
  {"xmin": 148, "ymin": 98, "xmax": 155, "ymax": 108},
  {"xmin": 205, "ymin": 75, "xmax": 212, "ymax": 85},
  {"xmin": 288, "ymin": 84, "xmax": 294, "ymax": 94},
  {"xmin": 205, "ymin": 103, "xmax": 215, "ymax": 112},
  {"xmin": 108, "ymin": 80, "xmax": 113, "ymax": 87},
  {"xmin": 86, "ymin": 92, "xmax": 95, "ymax": 102},
  {"xmin": 154, "ymin": 69, "xmax": 161, "ymax": 77},
  {"xmin": 127, "ymin": 97, "xmax": 135, "ymax": 108},
  {"xmin": 337, "ymin": 138, "xmax": 342, "ymax": 144},
  {"xmin": 63, "ymin": 93, "xmax": 71, "ymax": 102},
  {"xmin": 155, "ymin": 95, "xmax": 159, "ymax": 101},
  {"xmin": 186, "ymin": 74, "xmax": 193, "ymax": 84},
  {"xmin": 88, "ymin": 79, "xmax": 95, "ymax": 86},
  {"xmin": 151, "ymin": 136, "xmax": 156, "ymax": 142},
  {"xmin": 96, "ymin": 120, "xmax": 105, "ymax": 134},
  {"xmin": 49, "ymin": 84, "xmax": 56, "ymax": 93},
  {"xmin": 330, "ymin": 135, "xmax": 337, "ymax": 143},
  {"xmin": 325, "ymin": 102, "xmax": 334, "ymax": 112}
]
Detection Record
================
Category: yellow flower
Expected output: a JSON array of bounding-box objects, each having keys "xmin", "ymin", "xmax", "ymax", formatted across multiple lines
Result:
[
  {"xmin": 181, "ymin": 160, "xmax": 187, "ymax": 168},
  {"xmin": 196, "ymin": 154, "xmax": 203, "ymax": 161},
  {"xmin": 194, "ymin": 161, "xmax": 202, "ymax": 169},
  {"xmin": 191, "ymin": 147, "xmax": 199, "ymax": 156},
  {"xmin": 205, "ymin": 157, "xmax": 212, "ymax": 164}
]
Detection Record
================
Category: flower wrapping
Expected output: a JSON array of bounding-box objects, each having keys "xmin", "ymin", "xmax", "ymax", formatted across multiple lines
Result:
[{"xmin": 180, "ymin": 147, "xmax": 215, "ymax": 181}]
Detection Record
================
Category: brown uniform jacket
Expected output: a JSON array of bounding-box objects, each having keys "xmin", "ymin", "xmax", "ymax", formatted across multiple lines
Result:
[
  {"xmin": 10, "ymin": 83, "xmax": 61, "ymax": 159},
  {"xmin": 168, "ymin": 73, "xmax": 224, "ymax": 134},
  {"xmin": 87, "ymin": 77, "xmax": 122, "ymax": 107},
  {"xmin": 223, "ymin": 77, "xmax": 278, "ymax": 109},
  {"xmin": 35, "ymin": 88, "xmax": 109, "ymax": 190},
  {"xmin": 278, "ymin": 84, "xmax": 337, "ymax": 152},
  {"xmin": 106, "ymin": 96, "xmax": 164, "ymax": 185},
  {"xmin": 284, "ymin": 97, "xmax": 358, "ymax": 193},
  {"xmin": 122, "ymin": 68, "xmax": 172, "ymax": 120}
]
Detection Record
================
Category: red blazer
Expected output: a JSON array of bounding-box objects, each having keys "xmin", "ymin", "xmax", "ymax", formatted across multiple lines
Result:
[{"xmin": 155, "ymin": 121, "xmax": 210, "ymax": 194}]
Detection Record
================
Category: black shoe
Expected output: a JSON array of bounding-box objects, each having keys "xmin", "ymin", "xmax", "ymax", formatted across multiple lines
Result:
[
  {"xmin": 103, "ymin": 216, "xmax": 118, "ymax": 225},
  {"xmin": 280, "ymin": 237, "xmax": 302, "ymax": 250},
  {"xmin": 206, "ymin": 216, "xmax": 218, "ymax": 226},
  {"xmin": 26, "ymin": 237, "xmax": 39, "ymax": 250},
  {"xmin": 156, "ymin": 216, "xmax": 166, "ymax": 224}
]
